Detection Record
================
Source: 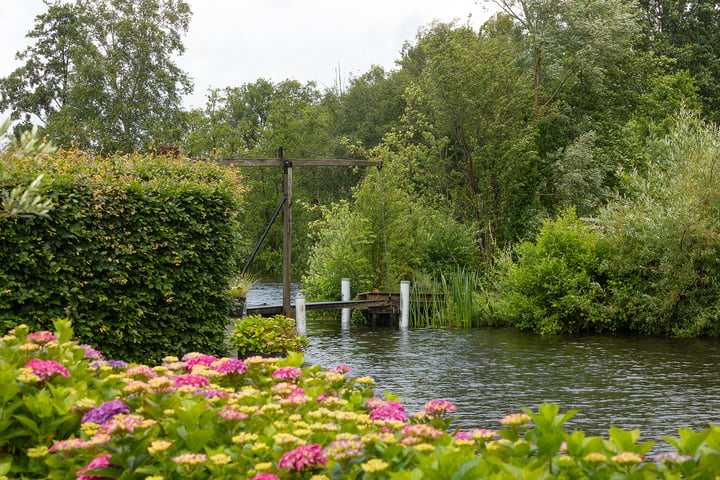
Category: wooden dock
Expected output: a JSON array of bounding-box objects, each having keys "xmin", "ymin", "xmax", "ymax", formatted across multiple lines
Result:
[{"xmin": 245, "ymin": 292, "xmax": 400, "ymax": 322}]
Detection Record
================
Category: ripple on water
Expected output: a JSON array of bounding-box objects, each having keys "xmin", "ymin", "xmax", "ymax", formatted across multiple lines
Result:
[{"xmin": 303, "ymin": 324, "xmax": 720, "ymax": 447}]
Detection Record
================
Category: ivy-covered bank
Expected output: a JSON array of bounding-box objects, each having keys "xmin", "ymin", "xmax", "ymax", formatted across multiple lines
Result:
[
  {"xmin": 2, "ymin": 320, "xmax": 720, "ymax": 479},
  {"xmin": 0, "ymin": 152, "xmax": 245, "ymax": 363}
]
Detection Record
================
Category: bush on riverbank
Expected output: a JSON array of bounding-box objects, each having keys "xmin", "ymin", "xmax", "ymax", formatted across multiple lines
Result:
[
  {"xmin": 3, "ymin": 320, "xmax": 720, "ymax": 479},
  {"xmin": 0, "ymin": 151, "xmax": 245, "ymax": 362},
  {"xmin": 489, "ymin": 113, "xmax": 720, "ymax": 336},
  {"xmin": 490, "ymin": 208, "xmax": 612, "ymax": 335}
]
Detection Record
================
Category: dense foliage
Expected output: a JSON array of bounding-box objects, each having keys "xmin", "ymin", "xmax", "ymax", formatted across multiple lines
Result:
[
  {"xmin": 4, "ymin": 0, "xmax": 720, "ymax": 335},
  {"xmin": 4, "ymin": 320, "xmax": 720, "ymax": 479},
  {"xmin": 230, "ymin": 314, "xmax": 309, "ymax": 356},
  {"xmin": 0, "ymin": 151, "xmax": 245, "ymax": 362},
  {"xmin": 490, "ymin": 114, "xmax": 720, "ymax": 336},
  {"xmin": 490, "ymin": 209, "xmax": 612, "ymax": 334}
]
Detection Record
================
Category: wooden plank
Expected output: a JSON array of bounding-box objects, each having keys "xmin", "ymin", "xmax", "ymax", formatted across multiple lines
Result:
[
  {"xmin": 245, "ymin": 299, "xmax": 394, "ymax": 317},
  {"xmin": 213, "ymin": 158, "xmax": 382, "ymax": 168}
]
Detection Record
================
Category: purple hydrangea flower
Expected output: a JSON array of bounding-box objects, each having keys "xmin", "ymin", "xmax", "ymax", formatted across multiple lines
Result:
[{"xmin": 82, "ymin": 400, "xmax": 130, "ymax": 425}]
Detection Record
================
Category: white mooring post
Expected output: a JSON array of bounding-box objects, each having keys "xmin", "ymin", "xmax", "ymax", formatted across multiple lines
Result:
[
  {"xmin": 400, "ymin": 280, "xmax": 410, "ymax": 328},
  {"xmin": 341, "ymin": 277, "xmax": 351, "ymax": 328},
  {"xmin": 295, "ymin": 292, "xmax": 306, "ymax": 336}
]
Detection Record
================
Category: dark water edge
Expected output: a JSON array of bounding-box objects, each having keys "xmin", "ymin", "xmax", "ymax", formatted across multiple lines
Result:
[{"xmin": 246, "ymin": 282, "xmax": 720, "ymax": 449}]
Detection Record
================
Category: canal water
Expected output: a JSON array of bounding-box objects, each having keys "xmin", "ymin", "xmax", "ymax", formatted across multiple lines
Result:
[{"xmin": 247, "ymin": 282, "xmax": 720, "ymax": 448}]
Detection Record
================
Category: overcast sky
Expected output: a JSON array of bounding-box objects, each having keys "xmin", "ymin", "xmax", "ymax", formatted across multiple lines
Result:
[{"xmin": 0, "ymin": 0, "xmax": 495, "ymax": 111}]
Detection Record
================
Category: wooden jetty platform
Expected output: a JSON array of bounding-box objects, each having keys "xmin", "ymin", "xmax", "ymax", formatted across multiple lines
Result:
[{"xmin": 246, "ymin": 294, "xmax": 398, "ymax": 319}]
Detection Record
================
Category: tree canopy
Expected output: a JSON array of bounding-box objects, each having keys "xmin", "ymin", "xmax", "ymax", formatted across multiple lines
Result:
[{"xmin": 0, "ymin": 0, "xmax": 192, "ymax": 152}]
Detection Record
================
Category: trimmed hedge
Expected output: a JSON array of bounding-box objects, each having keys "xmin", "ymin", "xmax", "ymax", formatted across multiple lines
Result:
[{"xmin": 0, "ymin": 151, "xmax": 246, "ymax": 363}]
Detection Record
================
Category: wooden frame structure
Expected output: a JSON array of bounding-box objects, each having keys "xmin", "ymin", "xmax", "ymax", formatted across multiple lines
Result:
[{"xmin": 215, "ymin": 148, "xmax": 382, "ymax": 315}]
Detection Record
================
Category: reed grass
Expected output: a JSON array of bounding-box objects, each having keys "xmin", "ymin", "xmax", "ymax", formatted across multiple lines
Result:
[{"xmin": 411, "ymin": 268, "xmax": 480, "ymax": 328}]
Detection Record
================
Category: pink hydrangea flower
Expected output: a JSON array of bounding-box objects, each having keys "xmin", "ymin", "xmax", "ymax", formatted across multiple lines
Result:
[
  {"xmin": 366, "ymin": 398, "xmax": 407, "ymax": 421},
  {"xmin": 172, "ymin": 374, "xmax": 210, "ymax": 388},
  {"xmin": 454, "ymin": 431, "xmax": 473, "ymax": 441},
  {"xmin": 212, "ymin": 358, "xmax": 248, "ymax": 374},
  {"xmin": 249, "ymin": 474, "xmax": 280, "ymax": 480},
  {"xmin": 24, "ymin": 358, "xmax": 70, "ymax": 381},
  {"xmin": 330, "ymin": 364, "xmax": 352, "ymax": 374},
  {"xmin": 185, "ymin": 354, "xmax": 219, "ymax": 371},
  {"xmin": 125, "ymin": 365, "xmax": 156, "ymax": 379},
  {"xmin": 49, "ymin": 438, "xmax": 90, "ymax": 452},
  {"xmin": 369, "ymin": 405, "xmax": 408, "ymax": 421},
  {"xmin": 218, "ymin": 405, "xmax": 249, "ymax": 421},
  {"xmin": 402, "ymin": 424, "xmax": 444, "ymax": 440},
  {"xmin": 27, "ymin": 331, "xmax": 56, "ymax": 344},
  {"xmin": 76, "ymin": 453, "xmax": 113, "ymax": 480},
  {"xmin": 423, "ymin": 399, "xmax": 457, "ymax": 415},
  {"xmin": 278, "ymin": 444, "xmax": 327, "ymax": 471},
  {"xmin": 272, "ymin": 367, "xmax": 302, "ymax": 381}
]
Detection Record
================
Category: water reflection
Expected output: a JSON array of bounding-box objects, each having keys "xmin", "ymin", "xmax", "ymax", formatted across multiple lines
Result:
[{"xmin": 305, "ymin": 323, "xmax": 720, "ymax": 446}]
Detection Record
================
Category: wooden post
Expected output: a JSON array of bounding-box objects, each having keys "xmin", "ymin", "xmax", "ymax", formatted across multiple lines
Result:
[{"xmin": 281, "ymin": 147, "xmax": 293, "ymax": 317}]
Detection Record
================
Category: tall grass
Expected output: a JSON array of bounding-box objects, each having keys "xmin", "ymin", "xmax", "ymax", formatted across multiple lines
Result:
[{"xmin": 411, "ymin": 268, "xmax": 480, "ymax": 328}]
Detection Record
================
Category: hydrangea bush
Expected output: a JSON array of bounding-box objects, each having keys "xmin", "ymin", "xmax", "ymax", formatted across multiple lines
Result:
[{"xmin": 2, "ymin": 319, "xmax": 720, "ymax": 479}]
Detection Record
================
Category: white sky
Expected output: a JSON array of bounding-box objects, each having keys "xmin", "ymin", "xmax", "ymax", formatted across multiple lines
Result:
[{"xmin": 0, "ymin": 0, "xmax": 495, "ymax": 111}]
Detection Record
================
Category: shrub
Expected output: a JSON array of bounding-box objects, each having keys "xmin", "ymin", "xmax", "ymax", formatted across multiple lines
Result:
[
  {"xmin": 3, "ymin": 320, "xmax": 720, "ymax": 479},
  {"xmin": 600, "ymin": 113, "xmax": 720, "ymax": 336},
  {"xmin": 230, "ymin": 314, "xmax": 309, "ymax": 356},
  {"xmin": 0, "ymin": 151, "xmax": 245, "ymax": 362},
  {"xmin": 491, "ymin": 208, "xmax": 613, "ymax": 334}
]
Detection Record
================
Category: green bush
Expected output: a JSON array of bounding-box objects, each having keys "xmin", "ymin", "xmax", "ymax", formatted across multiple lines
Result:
[
  {"xmin": 0, "ymin": 151, "xmax": 245, "ymax": 363},
  {"xmin": 230, "ymin": 314, "xmax": 309, "ymax": 355},
  {"xmin": 491, "ymin": 208, "xmax": 613, "ymax": 334},
  {"xmin": 600, "ymin": 113, "xmax": 720, "ymax": 336}
]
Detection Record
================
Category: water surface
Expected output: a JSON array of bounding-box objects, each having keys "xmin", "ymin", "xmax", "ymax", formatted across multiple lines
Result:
[{"xmin": 248, "ymin": 282, "xmax": 720, "ymax": 446}]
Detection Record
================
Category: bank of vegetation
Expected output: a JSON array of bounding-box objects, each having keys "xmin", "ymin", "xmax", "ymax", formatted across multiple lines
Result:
[{"xmin": 3, "ymin": 0, "xmax": 720, "ymax": 336}]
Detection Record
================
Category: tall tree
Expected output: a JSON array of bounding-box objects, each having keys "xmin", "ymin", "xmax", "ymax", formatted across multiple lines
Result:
[
  {"xmin": 487, "ymin": 0, "xmax": 642, "ymax": 120},
  {"xmin": 637, "ymin": 0, "xmax": 720, "ymax": 121},
  {"xmin": 400, "ymin": 19, "xmax": 540, "ymax": 255},
  {"xmin": 0, "ymin": 0, "xmax": 192, "ymax": 152}
]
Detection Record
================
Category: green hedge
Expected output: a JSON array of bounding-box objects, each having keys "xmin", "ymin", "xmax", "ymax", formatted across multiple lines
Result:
[{"xmin": 0, "ymin": 151, "xmax": 245, "ymax": 363}]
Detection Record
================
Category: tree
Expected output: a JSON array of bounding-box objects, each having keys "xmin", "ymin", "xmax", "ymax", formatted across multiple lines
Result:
[
  {"xmin": 0, "ymin": 0, "xmax": 192, "ymax": 152},
  {"xmin": 303, "ymin": 123, "xmax": 478, "ymax": 300},
  {"xmin": 487, "ymin": 0, "xmax": 642, "ymax": 120},
  {"xmin": 399, "ymin": 19, "xmax": 541, "ymax": 255},
  {"xmin": 637, "ymin": 0, "xmax": 720, "ymax": 121},
  {"xmin": 324, "ymin": 65, "xmax": 408, "ymax": 149}
]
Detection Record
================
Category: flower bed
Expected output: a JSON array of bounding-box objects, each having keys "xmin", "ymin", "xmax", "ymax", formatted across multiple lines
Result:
[{"xmin": 2, "ymin": 319, "xmax": 720, "ymax": 479}]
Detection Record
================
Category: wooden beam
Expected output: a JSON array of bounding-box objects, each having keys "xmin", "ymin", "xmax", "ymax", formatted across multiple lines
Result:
[
  {"xmin": 213, "ymin": 158, "xmax": 382, "ymax": 168},
  {"xmin": 282, "ymin": 159, "xmax": 292, "ymax": 316}
]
